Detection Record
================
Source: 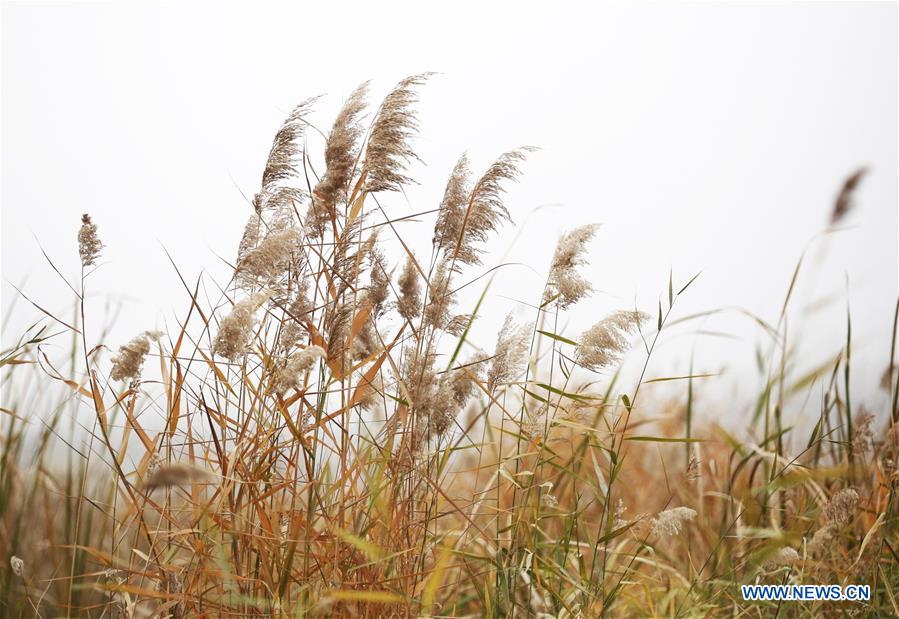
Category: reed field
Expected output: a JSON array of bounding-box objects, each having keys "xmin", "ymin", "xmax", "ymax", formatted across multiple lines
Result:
[{"xmin": 0, "ymin": 75, "xmax": 896, "ymax": 618}]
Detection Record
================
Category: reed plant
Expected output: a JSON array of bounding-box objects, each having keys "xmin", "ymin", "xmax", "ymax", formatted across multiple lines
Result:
[{"xmin": 0, "ymin": 76, "xmax": 896, "ymax": 618}]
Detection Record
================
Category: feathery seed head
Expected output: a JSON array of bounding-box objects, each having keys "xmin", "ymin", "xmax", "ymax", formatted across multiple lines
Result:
[
  {"xmin": 446, "ymin": 313, "xmax": 473, "ymax": 337},
  {"xmin": 809, "ymin": 525, "xmax": 834, "ymax": 554},
  {"xmin": 823, "ymin": 488, "xmax": 859, "ymax": 528},
  {"xmin": 419, "ymin": 355, "xmax": 486, "ymax": 443},
  {"xmin": 448, "ymin": 149, "xmax": 532, "ymax": 267},
  {"xmin": 261, "ymin": 98, "xmax": 317, "ymax": 190},
  {"xmin": 424, "ymin": 260, "xmax": 453, "ymax": 330},
  {"xmin": 397, "ymin": 255, "xmax": 422, "ymax": 321},
  {"xmin": 255, "ymin": 186, "xmax": 306, "ymax": 219},
  {"xmin": 762, "ymin": 546, "xmax": 801, "ymax": 569},
  {"xmin": 237, "ymin": 213, "xmax": 262, "ymax": 265},
  {"xmin": 141, "ymin": 462, "xmax": 216, "ymax": 491},
  {"xmin": 110, "ymin": 331, "xmax": 159, "ymax": 382},
  {"xmin": 831, "ymin": 168, "xmax": 866, "ymax": 225},
  {"xmin": 314, "ymin": 82, "xmax": 369, "ymax": 211},
  {"xmin": 236, "ymin": 227, "xmax": 302, "ymax": 288},
  {"xmin": 546, "ymin": 224, "xmax": 599, "ymax": 308},
  {"xmin": 612, "ymin": 499, "xmax": 630, "ymax": 529},
  {"xmin": 488, "ymin": 314, "xmax": 533, "ymax": 390},
  {"xmin": 364, "ymin": 74, "xmax": 431, "ymax": 193},
  {"xmin": 368, "ymin": 250, "xmax": 390, "ymax": 318},
  {"xmin": 351, "ymin": 319, "xmax": 379, "ymax": 361},
  {"xmin": 78, "ymin": 213, "xmax": 104, "ymax": 267},
  {"xmin": 447, "ymin": 355, "xmax": 486, "ymax": 408},
  {"xmin": 271, "ymin": 345, "xmax": 325, "ymax": 395},
  {"xmin": 212, "ymin": 293, "xmax": 269, "ymax": 361},
  {"xmin": 324, "ymin": 301, "xmax": 353, "ymax": 372},
  {"xmin": 852, "ymin": 410, "xmax": 875, "ymax": 456},
  {"xmin": 650, "ymin": 507, "xmax": 697, "ymax": 538},
  {"xmin": 773, "ymin": 547, "xmax": 800, "ymax": 566},
  {"xmin": 433, "ymin": 154, "xmax": 471, "ymax": 254},
  {"xmin": 278, "ymin": 286, "xmax": 311, "ymax": 351},
  {"xmin": 576, "ymin": 310, "xmax": 649, "ymax": 371}
]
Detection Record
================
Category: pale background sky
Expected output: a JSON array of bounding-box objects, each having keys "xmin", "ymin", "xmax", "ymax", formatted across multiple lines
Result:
[{"xmin": 2, "ymin": 2, "xmax": 897, "ymax": 427}]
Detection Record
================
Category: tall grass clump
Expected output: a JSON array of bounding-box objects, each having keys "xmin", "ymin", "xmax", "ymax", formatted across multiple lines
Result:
[{"xmin": 0, "ymin": 76, "xmax": 897, "ymax": 618}]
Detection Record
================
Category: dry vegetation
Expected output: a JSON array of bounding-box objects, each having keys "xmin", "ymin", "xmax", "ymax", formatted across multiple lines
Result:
[{"xmin": 0, "ymin": 76, "xmax": 897, "ymax": 618}]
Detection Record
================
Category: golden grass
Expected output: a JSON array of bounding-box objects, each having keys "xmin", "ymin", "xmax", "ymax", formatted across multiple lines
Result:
[{"xmin": 0, "ymin": 76, "xmax": 896, "ymax": 618}]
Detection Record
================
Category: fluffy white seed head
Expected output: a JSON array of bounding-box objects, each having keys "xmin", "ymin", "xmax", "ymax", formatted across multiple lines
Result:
[
  {"xmin": 271, "ymin": 345, "xmax": 326, "ymax": 395},
  {"xmin": 78, "ymin": 213, "xmax": 104, "ymax": 267},
  {"xmin": 488, "ymin": 314, "xmax": 532, "ymax": 390},
  {"xmin": 650, "ymin": 507, "xmax": 697, "ymax": 538},
  {"xmin": 576, "ymin": 310, "xmax": 649, "ymax": 371},
  {"xmin": 212, "ymin": 293, "xmax": 269, "ymax": 361},
  {"xmin": 546, "ymin": 224, "xmax": 599, "ymax": 308}
]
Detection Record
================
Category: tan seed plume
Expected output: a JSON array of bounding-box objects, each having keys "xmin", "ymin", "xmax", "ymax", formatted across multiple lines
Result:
[
  {"xmin": 449, "ymin": 148, "xmax": 532, "ymax": 267},
  {"xmin": 212, "ymin": 293, "xmax": 268, "ymax": 361},
  {"xmin": 271, "ymin": 345, "xmax": 325, "ymax": 395},
  {"xmin": 260, "ymin": 98, "xmax": 317, "ymax": 191},
  {"xmin": 313, "ymin": 82, "xmax": 369, "ymax": 216},
  {"xmin": 279, "ymin": 286, "xmax": 311, "ymax": 351},
  {"xmin": 433, "ymin": 154, "xmax": 471, "ymax": 256},
  {"xmin": 78, "ymin": 213, "xmax": 104, "ymax": 267},
  {"xmin": 364, "ymin": 74, "xmax": 431, "ymax": 193},
  {"xmin": 9, "ymin": 556, "xmax": 24, "ymax": 578},
  {"xmin": 397, "ymin": 255, "xmax": 422, "ymax": 321},
  {"xmin": 236, "ymin": 228, "xmax": 301, "ymax": 288},
  {"xmin": 547, "ymin": 224, "xmax": 599, "ymax": 308},
  {"xmin": 424, "ymin": 260, "xmax": 453, "ymax": 330},
  {"xmin": 650, "ymin": 507, "xmax": 696, "ymax": 538},
  {"xmin": 110, "ymin": 331, "xmax": 161, "ymax": 382},
  {"xmin": 141, "ymin": 462, "xmax": 216, "ymax": 491},
  {"xmin": 831, "ymin": 168, "xmax": 866, "ymax": 225},
  {"xmin": 823, "ymin": 487, "xmax": 859, "ymax": 528},
  {"xmin": 488, "ymin": 314, "xmax": 532, "ymax": 390},
  {"xmin": 576, "ymin": 310, "xmax": 649, "ymax": 371},
  {"xmin": 367, "ymin": 250, "xmax": 390, "ymax": 318}
]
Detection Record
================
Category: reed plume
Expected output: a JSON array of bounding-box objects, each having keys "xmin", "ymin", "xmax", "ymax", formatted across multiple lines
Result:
[
  {"xmin": 822, "ymin": 487, "xmax": 859, "ymax": 528},
  {"xmin": 78, "ymin": 213, "xmax": 103, "ymax": 267},
  {"xmin": 9, "ymin": 556, "xmax": 23, "ymax": 578},
  {"xmin": 109, "ymin": 331, "xmax": 159, "ymax": 382},
  {"xmin": 314, "ymin": 82, "xmax": 368, "ymax": 207},
  {"xmin": 140, "ymin": 462, "xmax": 215, "ymax": 491},
  {"xmin": 271, "ymin": 345, "xmax": 325, "ymax": 395},
  {"xmin": 487, "ymin": 313, "xmax": 532, "ymax": 390},
  {"xmin": 278, "ymin": 284, "xmax": 310, "ymax": 351},
  {"xmin": 576, "ymin": 309, "xmax": 648, "ymax": 371},
  {"xmin": 831, "ymin": 168, "xmax": 867, "ymax": 224},
  {"xmin": 397, "ymin": 255, "xmax": 422, "ymax": 321},
  {"xmin": 447, "ymin": 148, "xmax": 532, "ymax": 267},
  {"xmin": 650, "ymin": 507, "xmax": 697, "ymax": 537},
  {"xmin": 546, "ymin": 223, "xmax": 599, "ymax": 308},
  {"xmin": 424, "ymin": 260, "xmax": 453, "ymax": 330},
  {"xmin": 236, "ymin": 227, "xmax": 301, "ymax": 288},
  {"xmin": 212, "ymin": 293, "xmax": 268, "ymax": 361},
  {"xmin": 433, "ymin": 154, "xmax": 471, "ymax": 256},
  {"xmin": 367, "ymin": 249, "xmax": 390, "ymax": 318},
  {"xmin": 364, "ymin": 74, "xmax": 431, "ymax": 193},
  {"xmin": 259, "ymin": 98, "xmax": 317, "ymax": 192}
]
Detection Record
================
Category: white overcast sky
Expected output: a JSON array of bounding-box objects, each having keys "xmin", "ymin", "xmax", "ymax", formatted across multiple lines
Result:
[{"xmin": 2, "ymin": 2, "xmax": 897, "ymax": 422}]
